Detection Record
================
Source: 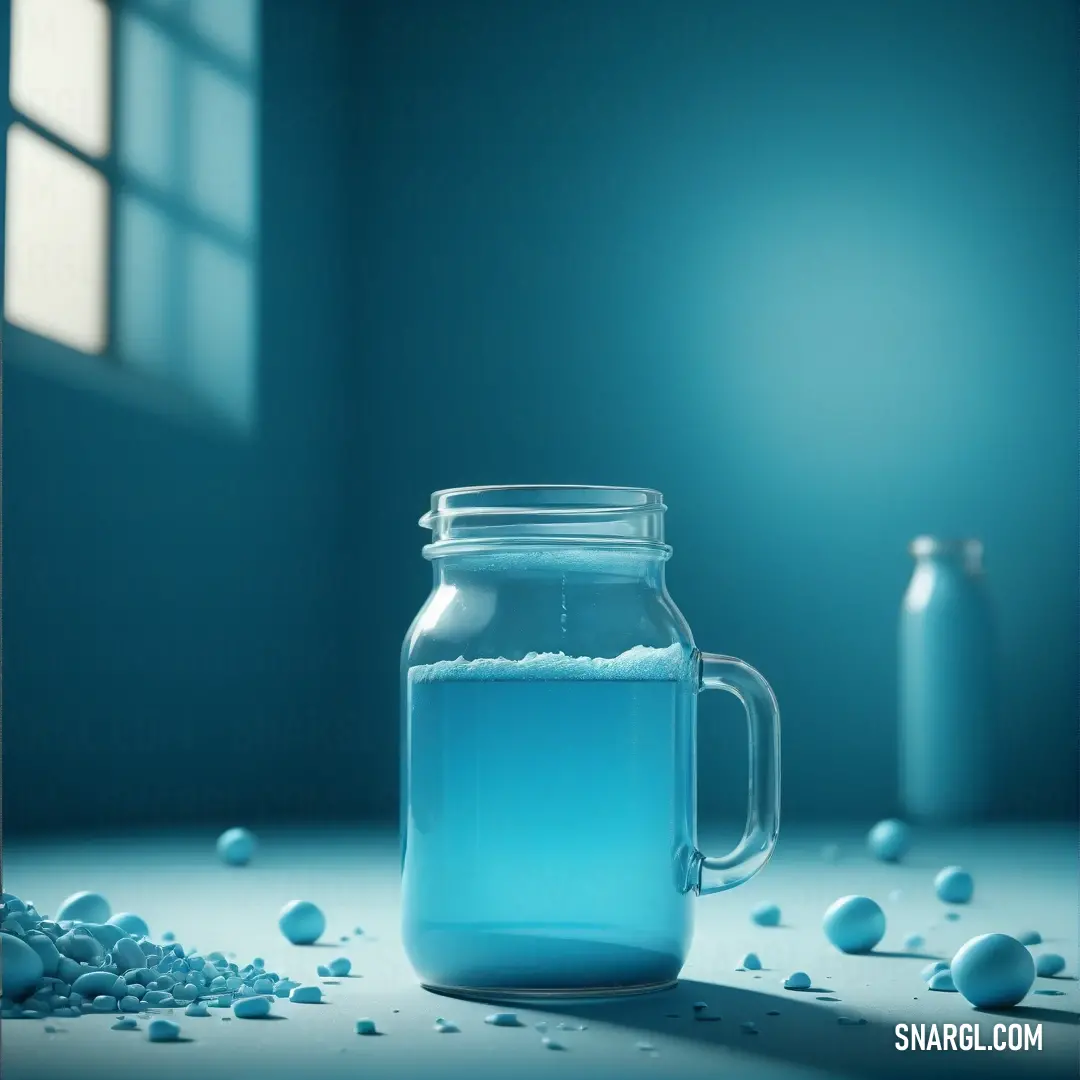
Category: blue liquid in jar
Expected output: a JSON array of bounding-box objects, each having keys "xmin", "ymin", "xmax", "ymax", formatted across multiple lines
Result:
[{"xmin": 403, "ymin": 645, "xmax": 696, "ymax": 995}]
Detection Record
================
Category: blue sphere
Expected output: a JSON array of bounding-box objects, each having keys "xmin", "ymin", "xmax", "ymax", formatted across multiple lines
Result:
[
  {"xmin": 55, "ymin": 891, "xmax": 111, "ymax": 924},
  {"xmin": 823, "ymin": 895, "xmax": 886, "ymax": 954},
  {"xmin": 278, "ymin": 900, "xmax": 326, "ymax": 945},
  {"xmin": 867, "ymin": 819, "xmax": 911, "ymax": 862},
  {"xmin": 935, "ymin": 866, "xmax": 974, "ymax": 904},
  {"xmin": 1035, "ymin": 953, "xmax": 1065, "ymax": 977},
  {"xmin": 1, "ymin": 933, "xmax": 44, "ymax": 999},
  {"xmin": 951, "ymin": 934, "xmax": 1034, "ymax": 1009},
  {"xmin": 750, "ymin": 902, "xmax": 781, "ymax": 927},
  {"xmin": 107, "ymin": 912, "xmax": 149, "ymax": 938},
  {"xmin": 216, "ymin": 827, "xmax": 257, "ymax": 867}
]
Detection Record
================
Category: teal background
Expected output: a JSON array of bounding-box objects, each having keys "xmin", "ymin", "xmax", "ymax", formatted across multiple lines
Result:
[{"xmin": 3, "ymin": 0, "xmax": 1077, "ymax": 833}]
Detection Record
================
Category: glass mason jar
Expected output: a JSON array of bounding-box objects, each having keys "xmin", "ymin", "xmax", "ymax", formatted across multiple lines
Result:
[
  {"xmin": 899, "ymin": 536, "xmax": 995, "ymax": 823},
  {"xmin": 400, "ymin": 486, "xmax": 781, "ymax": 1001}
]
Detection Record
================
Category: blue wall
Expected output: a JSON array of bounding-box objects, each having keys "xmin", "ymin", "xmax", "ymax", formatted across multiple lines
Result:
[
  {"xmin": 3, "ymin": 0, "xmax": 1076, "ymax": 834},
  {"xmin": 339, "ymin": 0, "xmax": 1078, "ymax": 822}
]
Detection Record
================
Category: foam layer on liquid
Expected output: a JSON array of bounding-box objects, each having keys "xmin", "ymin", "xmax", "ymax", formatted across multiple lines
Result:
[{"xmin": 409, "ymin": 643, "xmax": 694, "ymax": 684}]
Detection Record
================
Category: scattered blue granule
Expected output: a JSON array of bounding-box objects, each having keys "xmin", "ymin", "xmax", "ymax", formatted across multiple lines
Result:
[
  {"xmin": 233, "ymin": 996, "xmax": 272, "ymax": 1019},
  {"xmin": 928, "ymin": 970, "xmax": 957, "ymax": 992},
  {"xmin": 485, "ymin": 1012, "xmax": 523, "ymax": 1026}
]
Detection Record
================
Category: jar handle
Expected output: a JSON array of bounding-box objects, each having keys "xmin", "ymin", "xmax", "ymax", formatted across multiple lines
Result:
[{"xmin": 692, "ymin": 653, "xmax": 781, "ymax": 895}]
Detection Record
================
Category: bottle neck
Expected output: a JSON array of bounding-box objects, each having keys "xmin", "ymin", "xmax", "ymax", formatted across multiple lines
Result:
[{"xmin": 910, "ymin": 537, "xmax": 984, "ymax": 576}]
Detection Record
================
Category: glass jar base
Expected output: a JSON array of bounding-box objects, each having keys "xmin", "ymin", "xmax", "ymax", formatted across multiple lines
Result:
[{"xmin": 421, "ymin": 978, "xmax": 678, "ymax": 1006}]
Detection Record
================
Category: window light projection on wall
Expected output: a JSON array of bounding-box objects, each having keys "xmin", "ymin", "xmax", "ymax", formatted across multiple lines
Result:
[
  {"xmin": 4, "ymin": 0, "xmax": 261, "ymax": 431},
  {"xmin": 5, "ymin": 0, "xmax": 110, "ymax": 353}
]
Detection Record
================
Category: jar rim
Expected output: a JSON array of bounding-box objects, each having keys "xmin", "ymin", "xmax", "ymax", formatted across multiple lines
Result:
[{"xmin": 422, "ymin": 485, "xmax": 665, "ymax": 525}]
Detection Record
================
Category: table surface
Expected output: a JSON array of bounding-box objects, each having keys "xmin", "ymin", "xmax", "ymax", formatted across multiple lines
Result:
[{"xmin": 3, "ymin": 823, "xmax": 1077, "ymax": 1080}]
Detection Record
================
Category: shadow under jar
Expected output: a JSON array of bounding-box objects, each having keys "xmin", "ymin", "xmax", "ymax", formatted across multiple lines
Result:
[{"xmin": 400, "ymin": 486, "xmax": 780, "ymax": 1002}]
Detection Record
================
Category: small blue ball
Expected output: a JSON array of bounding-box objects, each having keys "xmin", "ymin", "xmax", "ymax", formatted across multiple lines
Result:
[
  {"xmin": 934, "ymin": 866, "xmax": 974, "ymax": 904},
  {"xmin": 867, "ymin": 819, "xmax": 911, "ymax": 863},
  {"xmin": 1035, "ymin": 953, "xmax": 1065, "ymax": 978},
  {"xmin": 823, "ymin": 895, "xmax": 886, "ymax": 954},
  {"xmin": 278, "ymin": 900, "xmax": 326, "ymax": 945},
  {"xmin": 107, "ymin": 913, "xmax": 149, "ymax": 938},
  {"xmin": 750, "ymin": 902, "xmax": 781, "ymax": 927},
  {"xmin": 928, "ymin": 970, "xmax": 957, "ymax": 992},
  {"xmin": 216, "ymin": 827, "xmax": 257, "ymax": 867},
  {"xmin": 2, "ymin": 933, "xmax": 44, "ymax": 998},
  {"xmin": 951, "ymin": 934, "xmax": 1034, "ymax": 1009},
  {"xmin": 147, "ymin": 1018, "xmax": 182, "ymax": 1042}
]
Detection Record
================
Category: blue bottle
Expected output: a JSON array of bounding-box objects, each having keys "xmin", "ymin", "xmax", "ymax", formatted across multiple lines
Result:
[{"xmin": 899, "ymin": 537, "xmax": 995, "ymax": 822}]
